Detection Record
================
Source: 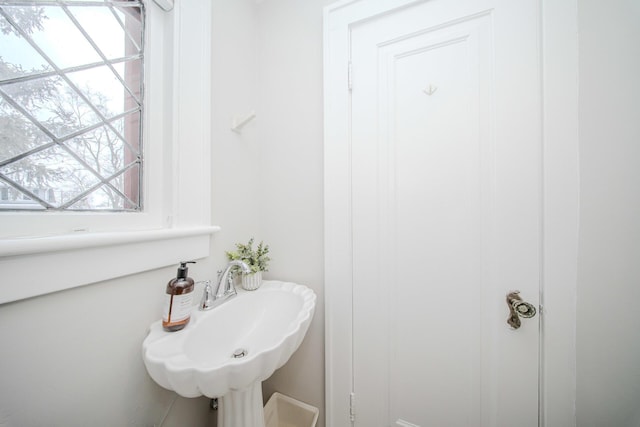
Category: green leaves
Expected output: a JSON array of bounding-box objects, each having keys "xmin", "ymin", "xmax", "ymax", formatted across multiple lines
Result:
[{"xmin": 225, "ymin": 238, "xmax": 271, "ymax": 274}]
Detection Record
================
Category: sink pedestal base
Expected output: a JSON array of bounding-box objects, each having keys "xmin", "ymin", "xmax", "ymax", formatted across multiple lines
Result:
[{"xmin": 218, "ymin": 381, "xmax": 265, "ymax": 427}]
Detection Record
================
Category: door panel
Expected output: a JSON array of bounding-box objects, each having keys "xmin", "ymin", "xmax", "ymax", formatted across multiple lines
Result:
[{"xmin": 350, "ymin": 1, "xmax": 541, "ymax": 426}]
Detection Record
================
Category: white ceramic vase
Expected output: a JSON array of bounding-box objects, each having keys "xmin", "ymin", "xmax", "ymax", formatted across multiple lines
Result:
[{"xmin": 241, "ymin": 271, "xmax": 263, "ymax": 291}]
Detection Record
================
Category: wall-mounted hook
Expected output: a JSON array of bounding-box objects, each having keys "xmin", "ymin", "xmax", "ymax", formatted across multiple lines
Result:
[
  {"xmin": 231, "ymin": 111, "xmax": 256, "ymax": 133},
  {"xmin": 423, "ymin": 84, "xmax": 438, "ymax": 96}
]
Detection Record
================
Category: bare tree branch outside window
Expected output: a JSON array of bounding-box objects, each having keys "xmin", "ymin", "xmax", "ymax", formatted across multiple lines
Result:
[{"xmin": 0, "ymin": 0, "xmax": 144, "ymax": 211}]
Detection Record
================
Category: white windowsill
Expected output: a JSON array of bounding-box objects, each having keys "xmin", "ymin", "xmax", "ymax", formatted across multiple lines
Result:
[{"xmin": 0, "ymin": 226, "xmax": 220, "ymax": 304}]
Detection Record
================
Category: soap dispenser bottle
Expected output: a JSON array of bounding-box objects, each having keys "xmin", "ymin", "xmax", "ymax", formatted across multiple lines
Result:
[{"xmin": 162, "ymin": 261, "xmax": 196, "ymax": 332}]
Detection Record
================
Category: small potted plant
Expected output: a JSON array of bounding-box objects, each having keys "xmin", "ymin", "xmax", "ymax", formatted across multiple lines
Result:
[{"xmin": 225, "ymin": 238, "xmax": 270, "ymax": 290}]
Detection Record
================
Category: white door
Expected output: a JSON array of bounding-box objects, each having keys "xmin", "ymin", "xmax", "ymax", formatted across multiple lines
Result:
[{"xmin": 346, "ymin": 1, "xmax": 541, "ymax": 426}]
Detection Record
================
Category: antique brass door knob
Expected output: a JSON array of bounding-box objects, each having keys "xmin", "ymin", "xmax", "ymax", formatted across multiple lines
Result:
[{"xmin": 506, "ymin": 291, "xmax": 537, "ymax": 329}]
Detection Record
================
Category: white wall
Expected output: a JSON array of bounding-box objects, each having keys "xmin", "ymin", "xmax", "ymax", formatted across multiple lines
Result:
[
  {"xmin": 210, "ymin": 0, "xmax": 261, "ymax": 269},
  {"xmin": 253, "ymin": 1, "xmax": 331, "ymax": 427},
  {"xmin": 576, "ymin": 0, "xmax": 640, "ymax": 426},
  {"xmin": 0, "ymin": 265, "xmax": 216, "ymax": 427},
  {"xmin": 210, "ymin": 0, "xmax": 329, "ymax": 425}
]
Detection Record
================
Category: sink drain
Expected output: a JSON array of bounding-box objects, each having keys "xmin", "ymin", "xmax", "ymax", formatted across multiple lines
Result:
[{"xmin": 232, "ymin": 348, "xmax": 248, "ymax": 359}]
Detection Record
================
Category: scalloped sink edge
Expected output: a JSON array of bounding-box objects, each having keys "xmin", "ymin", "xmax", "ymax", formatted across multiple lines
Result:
[{"xmin": 142, "ymin": 280, "xmax": 316, "ymax": 398}]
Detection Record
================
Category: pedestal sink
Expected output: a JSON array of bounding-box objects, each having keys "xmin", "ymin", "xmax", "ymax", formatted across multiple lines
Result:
[{"xmin": 142, "ymin": 280, "xmax": 316, "ymax": 427}]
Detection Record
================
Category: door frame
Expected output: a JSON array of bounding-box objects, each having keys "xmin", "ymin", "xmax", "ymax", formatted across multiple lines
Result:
[{"xmin": 323, "ymin": 0, "xmax": 579, "ymax": 426}]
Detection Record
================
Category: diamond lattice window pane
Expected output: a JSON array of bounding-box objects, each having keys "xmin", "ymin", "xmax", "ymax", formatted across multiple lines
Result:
[
  {"xmin": 0, "ymin": 144, "xmax": 101, "ymax": 208},
  {"xmin": 120, "ymin": 162, "xmax": 140, "ymax": 208},
  {"xmin": 112, "ymin": 111, "xmax": 142, "ymax": 156},
  {"xmin": 113, "ymin": 6, "xmax": 143, "ymax": 54},
  {"xmin": 0, "ymin": 1, "xmax": 144, "ymax": 211},
  {"xmin": 66, "ymin": 65, "xmax": 134, "ymax": 119},
  {"xmin": 67, "ymin": 163, "xmax": 140, "ymax": 211},
  {"xmin": 0, "ymin": 97, "xmax": 53, "ymax": 162},
  {"xmin": 67, "ymin": 185, "xmax": 120, "ymax": 210},
  {"xmin": 112, "ymin": 59, "xmax": 143, "ymax": 104},
  {"xmin": 2, "ymin": 76, "xmax": 102, "ymax": 138},
  {"xmin": 64, "ymin": 125, "xmax": 136, "ymax": 179},
  {"xmin": 0, "ymin": 12, "xmax": 53, "ymax": 81},
  {"xmin": 68, "ymin": 6, "xmax": 128, "ymax": 61},
  {"xmin": 13, "ymin": 6, "xmax": 102, "ymax": 70}
]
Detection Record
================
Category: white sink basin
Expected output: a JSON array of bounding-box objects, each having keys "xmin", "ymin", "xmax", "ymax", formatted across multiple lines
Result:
[{"xmin": 142, "ymin": 280, "xmax": 316, "ymax": 427}]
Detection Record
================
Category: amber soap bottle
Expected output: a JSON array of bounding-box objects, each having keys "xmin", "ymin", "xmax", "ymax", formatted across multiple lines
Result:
[{"xmin": 162, "ymin": 261, "xmax": 196, "ymax": 332}]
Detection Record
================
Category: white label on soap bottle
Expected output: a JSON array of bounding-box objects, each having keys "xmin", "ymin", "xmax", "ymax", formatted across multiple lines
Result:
[{"xmin": 162, "ymin": 292, "xmax": 194, "ymax": 323}]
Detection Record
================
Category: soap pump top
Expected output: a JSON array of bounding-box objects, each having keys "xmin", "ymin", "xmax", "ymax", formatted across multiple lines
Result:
[
  {"xmin": 168, "ymin": 261, "xmax": 195, "ymax": 292},
  {"xmin": 175, "ymin": 261, "xmax": 195, "ymax": 280}
]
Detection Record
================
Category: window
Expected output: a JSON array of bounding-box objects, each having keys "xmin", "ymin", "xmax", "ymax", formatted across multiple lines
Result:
[
  {"xmin": 0, "ymin": 0, "xmax": 144, "ymax": 211},
  {"xmin": 0, "ymin": 0, "xmax": 216, "ymax": 304}
]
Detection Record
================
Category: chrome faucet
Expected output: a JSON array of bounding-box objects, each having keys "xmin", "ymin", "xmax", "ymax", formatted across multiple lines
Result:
[{"xmin": 199, "ymin": 260, "xmax": 250, "ymax": 311}]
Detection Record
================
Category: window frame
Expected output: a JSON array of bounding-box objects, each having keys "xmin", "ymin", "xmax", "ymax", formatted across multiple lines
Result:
[{"xmin": 0, "ymin": 0, "xmax": 217, "ymax": 304}]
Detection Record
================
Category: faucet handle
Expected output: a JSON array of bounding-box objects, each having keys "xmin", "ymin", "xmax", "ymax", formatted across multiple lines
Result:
[
  {"xmin": 199, "ymin": 280, "xmax": 214, "ymax": 311},
  {"xmin": 225, "ymin": 271, "xmax": 238, "ymax": 297}
]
